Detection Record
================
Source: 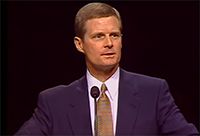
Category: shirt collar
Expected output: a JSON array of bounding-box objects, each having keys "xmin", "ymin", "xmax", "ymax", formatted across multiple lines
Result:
[{"xmin": 87, "ymin": 67, "xmax": 120, "ymax": 101}]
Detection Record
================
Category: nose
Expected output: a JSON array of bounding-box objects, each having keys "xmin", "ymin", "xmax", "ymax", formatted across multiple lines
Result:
[{"xmin": 104, "ymin": 36, "xmax": 113, "ymax": 48}]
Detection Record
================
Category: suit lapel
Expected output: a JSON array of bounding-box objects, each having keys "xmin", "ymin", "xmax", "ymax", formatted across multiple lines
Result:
[
  {"xmin": 116, "ymin": 69, "xmax": 141, "ymax": 135},
  {"xmin": 68, "ymin": 76, "xmax": 92, "ymax": 135},
  {"xmin": 66, "ymin": 70, "xmax": 140, "ymax": 135}
]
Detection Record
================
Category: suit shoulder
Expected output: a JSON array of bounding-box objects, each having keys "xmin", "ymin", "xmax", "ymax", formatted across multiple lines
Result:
[
  {"xmin": 121, "ymin": 69, "xmax": 169, "ymax": 96},
  {"xmin": 121, "ymin": 69, "xmax": 165, "ymax": 81},
  {"xmin": 39, "ymin": 76, "xmax": 85, "ymax": 97},
  {"xmin": 121, "ymin": 70, "xmax": 168, "ymax": 88}
]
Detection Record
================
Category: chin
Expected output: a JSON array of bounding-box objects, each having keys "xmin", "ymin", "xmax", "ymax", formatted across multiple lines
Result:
[{"xmin": 100, "ymin": 63, "xmax": 119, "ymax": 71}]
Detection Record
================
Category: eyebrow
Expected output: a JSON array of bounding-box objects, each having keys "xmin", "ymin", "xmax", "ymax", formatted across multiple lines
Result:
[{"xmin": 91, "ymin": 31, "xmax": 121, "ymax": 36}]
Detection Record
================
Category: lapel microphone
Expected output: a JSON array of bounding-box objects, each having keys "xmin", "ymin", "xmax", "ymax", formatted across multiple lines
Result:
[{"xmin": 90, "ymin": 86, "xmax": 100, "ymax": 136}]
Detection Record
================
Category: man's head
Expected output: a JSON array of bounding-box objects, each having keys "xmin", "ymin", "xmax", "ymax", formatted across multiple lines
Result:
[
  {"xmin": 74, "ymin": 2, "xmax": 122, "ymax": 39},
  {"xmin": 74, "ymin": 3, "xmax": 123, "ymax": 78}
]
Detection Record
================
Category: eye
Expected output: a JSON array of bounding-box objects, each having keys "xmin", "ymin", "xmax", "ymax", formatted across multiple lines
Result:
[
  {"xmin": 92, "ymin": 33, "xmax": 105, "ymax": 40},
  {"xmin": 110, "ymin": 33, "xmax": 122, "ymax": 39}
]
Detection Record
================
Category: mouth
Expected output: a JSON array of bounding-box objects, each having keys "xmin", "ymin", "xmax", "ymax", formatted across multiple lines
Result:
[
  {"xmin": 101, "ymin": 52, "xmax": 115, "ymax": 57},
  {"xmin": 101, "ymin": 53, "xmax": 115, "ymax": 58},
  {"xmin": 101, "ymin": 51, "xmax": 115, "ymax": 55}
]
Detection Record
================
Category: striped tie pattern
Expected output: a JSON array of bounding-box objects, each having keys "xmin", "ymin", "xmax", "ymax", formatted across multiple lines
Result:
[{"xmin": 96, "ymin": 84, "xmax": 114, "ymax": 136}]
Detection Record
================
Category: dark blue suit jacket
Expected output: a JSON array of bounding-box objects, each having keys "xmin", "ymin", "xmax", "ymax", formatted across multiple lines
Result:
[{"xmin": 15, "ymin": 69, "xmax": 198, "ymax": 135}]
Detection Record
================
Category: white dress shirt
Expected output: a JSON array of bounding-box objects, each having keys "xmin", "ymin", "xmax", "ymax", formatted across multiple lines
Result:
[{"xmin": 87, "ymin": 67, "xmax": 120, "ymax": 135}]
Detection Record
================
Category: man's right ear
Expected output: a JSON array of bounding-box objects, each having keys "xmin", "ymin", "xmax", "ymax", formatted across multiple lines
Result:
[{"xmin": 74, "ymin": 36, "xmax": 84, "ymax": 53}]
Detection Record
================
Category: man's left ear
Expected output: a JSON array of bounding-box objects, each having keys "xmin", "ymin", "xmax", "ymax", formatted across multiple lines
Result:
[{"xmin": 74, "ymin": 36, "xmax": 85, "ymax": 53}]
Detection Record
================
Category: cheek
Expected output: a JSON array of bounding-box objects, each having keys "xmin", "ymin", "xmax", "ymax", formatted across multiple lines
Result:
[
  {"xmin": 84, "ymin": 45, "xmax": 100, "ymax": 57},
  {"xmin": 116, "ymin": 42, "xmax": 122, "ymax": 51}
]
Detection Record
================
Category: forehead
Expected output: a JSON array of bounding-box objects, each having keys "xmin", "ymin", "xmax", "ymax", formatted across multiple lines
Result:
[{"xmin": 84, "ymin": 16, "xmax": 121, "ymax": 33}]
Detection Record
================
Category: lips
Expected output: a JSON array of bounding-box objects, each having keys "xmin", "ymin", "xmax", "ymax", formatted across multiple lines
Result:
[
  {"xmin": 101, "ymin": 51, "xmax": 115, "ymax": 56},
  {"xmin": 101, "ymin": 53, "xmax": 116, "ymax": 59},
  {"xmin": 102, "ymin": 53, "xmax": 115, "ymax": 55}
]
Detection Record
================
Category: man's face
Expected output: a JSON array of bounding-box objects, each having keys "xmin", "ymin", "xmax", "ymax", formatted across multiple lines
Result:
[{"xmin": 76, "ymin": 16, "xmax": 122, "ymax": 72}]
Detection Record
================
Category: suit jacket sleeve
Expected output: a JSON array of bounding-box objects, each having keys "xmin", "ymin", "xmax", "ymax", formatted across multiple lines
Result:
[
  {"xmin": 15, "ymin": 92, "xmax": 51, "ymax": 135},
  {"xmin": 158, "ymin": 80, "xmax": 199, "ymax": 135}
]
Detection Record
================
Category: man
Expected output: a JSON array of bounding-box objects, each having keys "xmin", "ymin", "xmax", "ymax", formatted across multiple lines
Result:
[{"xmin": 15, "ymin": 2, "xmax": 198, "ymax": 135}]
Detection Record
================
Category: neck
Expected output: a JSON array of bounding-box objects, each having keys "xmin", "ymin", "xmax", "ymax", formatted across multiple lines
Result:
[{"xmin": 87, "ymin": 65, "xmax": 119, "ymax": 82}]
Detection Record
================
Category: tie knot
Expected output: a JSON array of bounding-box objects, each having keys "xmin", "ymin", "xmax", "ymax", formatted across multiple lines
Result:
[{"xmin": 101, "ymin": 84, "xmax": 107, "ymax": 93}]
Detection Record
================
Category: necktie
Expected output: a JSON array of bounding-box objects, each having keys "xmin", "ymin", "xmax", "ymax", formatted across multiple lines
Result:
[{"xmin": 96, "ymin": 84, "xmax": 114, "ymax": 136}]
